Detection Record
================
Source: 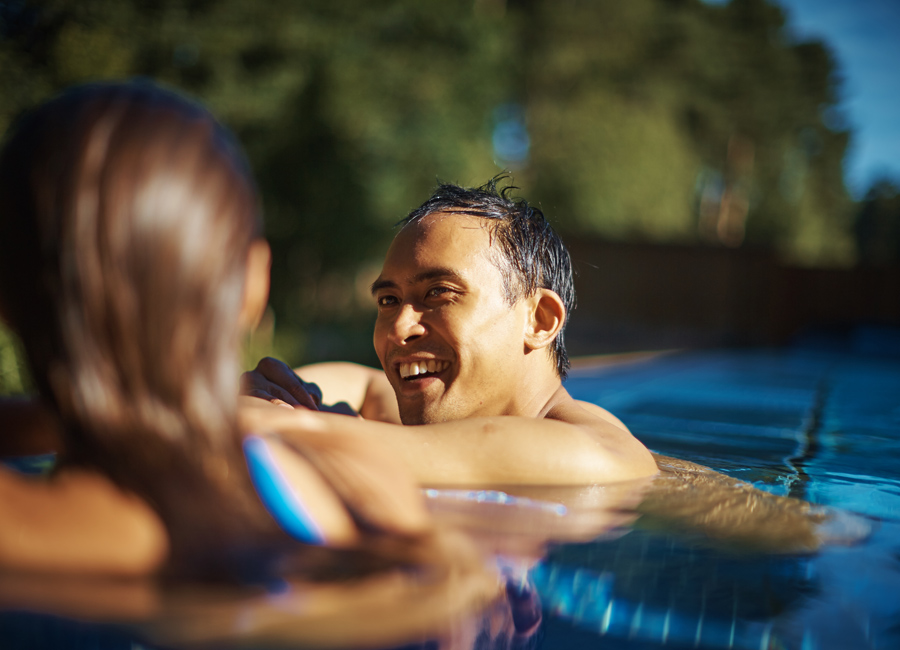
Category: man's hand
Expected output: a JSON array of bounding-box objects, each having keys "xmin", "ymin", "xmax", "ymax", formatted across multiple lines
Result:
[
  {"xmin": 241, "ymin": 357, "xmax": 323, "ymax": 410},
  {"xmin": 241, "ymin": 358, "xmax": 358, "ymax": 415}
]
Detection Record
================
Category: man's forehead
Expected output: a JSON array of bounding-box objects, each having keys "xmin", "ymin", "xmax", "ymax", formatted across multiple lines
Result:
[
  {"xmin": 396, "ymin": 210, "xmax": 498, "ymax": 251},
  {"xmin": 374, "ymin": 211, "xmax": 502, "ymax": 287}
]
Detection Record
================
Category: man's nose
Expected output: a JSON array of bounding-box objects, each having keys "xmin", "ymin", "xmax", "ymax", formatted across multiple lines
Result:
[{"xmin": 389, "ymin": 303, "xmax": 426, "ymax": 344}]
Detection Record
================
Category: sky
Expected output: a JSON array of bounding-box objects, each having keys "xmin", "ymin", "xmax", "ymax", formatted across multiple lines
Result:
[{"xmin": 709, "ymin": 0, "xmax": 900, "ymax": 198}]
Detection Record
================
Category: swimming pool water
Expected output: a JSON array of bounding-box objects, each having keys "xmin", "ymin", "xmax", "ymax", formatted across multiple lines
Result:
[
  {"xmin": 543, "ymin": 343, "xmax": 900, "ymax": 649},
  {"xmin": 568, "ymin": 345, "xmax": 900, "ymax": 518},
  {"xmin": 2, "ymin": 340, "xmax": 899, "ymax": 649}
]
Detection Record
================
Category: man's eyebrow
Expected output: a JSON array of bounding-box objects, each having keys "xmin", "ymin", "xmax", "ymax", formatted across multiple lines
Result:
[
  {"xmin": 370, "ymin": 268, "xmax": 463, "ymax": 295},
  {"xmin": 370, "ymin": 278, "xmax": 397, "ymax": 295}
]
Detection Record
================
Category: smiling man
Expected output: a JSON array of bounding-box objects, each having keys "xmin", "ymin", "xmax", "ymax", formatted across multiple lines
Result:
[
  {"xmin": 243, "ymin": 180, "xmax": 657, "ymax": 485},
  {"xmin": 371, "ymin": 194, "xmax": 570, "ymax": 426}
]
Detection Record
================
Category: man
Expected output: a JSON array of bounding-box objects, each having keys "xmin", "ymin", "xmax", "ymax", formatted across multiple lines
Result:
[
  {"xmin": 242, "ymin": 180, "xmax": 658, "ymax": 485},
  {"xmin": 242, "ymin": 181, "xmax": 844, "ymax": 553}
]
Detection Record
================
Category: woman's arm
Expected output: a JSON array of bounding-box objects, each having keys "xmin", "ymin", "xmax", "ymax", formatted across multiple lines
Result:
[
  {"xmin": 239, "ymin": 400, "xmax": 430, "ymax": 537},
  {"xmin": 0, "ymin": 467, "xmax": 168, "ymax": 575}
]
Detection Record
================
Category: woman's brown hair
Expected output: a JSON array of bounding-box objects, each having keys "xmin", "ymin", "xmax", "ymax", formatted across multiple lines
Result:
[{"xmin": 0, "ymin": 81, "xmax": 280, "ymax": 574}]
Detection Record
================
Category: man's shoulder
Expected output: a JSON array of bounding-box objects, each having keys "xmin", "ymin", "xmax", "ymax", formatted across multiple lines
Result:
[
  {"xmin": 542, "ymin": 390, "xmax": 629, "ymax": 432},
  {"xmin": 571, "ymin": 399, "xmax": 630, "ymax": 432},
  {"xmin": 543, "ymin": 394, "xmax": 658, "ymax": 478}
]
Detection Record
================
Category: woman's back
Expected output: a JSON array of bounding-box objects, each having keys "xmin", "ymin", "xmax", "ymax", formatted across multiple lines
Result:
[{"xmin": 0, "ymin": 81, "xmax": 282, "ymax": 575}]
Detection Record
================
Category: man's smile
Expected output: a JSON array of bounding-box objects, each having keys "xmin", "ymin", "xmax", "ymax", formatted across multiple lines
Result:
[
  {"xmin": 399, "ymin": 359, "xmax": 450, "ymax": 380},
  {"xmin": 373, "ymin": 210, "xmax": 533, "ymax": 423}
]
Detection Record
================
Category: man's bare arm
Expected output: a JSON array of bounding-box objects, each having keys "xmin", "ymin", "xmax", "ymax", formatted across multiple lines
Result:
[
  {"xmin": 243, "ymin": 358, "xmax": 400, "ymax": 422},
  {"xmin": 294, "ymin": 362, "xmax": 401, "ymax": 423},
  {"xmin": 240, "ymin": 403, "xmax": 657, "ymax": 486}
]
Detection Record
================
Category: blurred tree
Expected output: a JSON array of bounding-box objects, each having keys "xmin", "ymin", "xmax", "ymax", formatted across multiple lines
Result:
[
  {"xmin": 855, "ymin": 180, "xmax": 900, "ymax": 266},
  {"xmin": 0, "ymin": 322, "xmax": 30, "ymax": 394},
  {"xmin": 0, "ymin": 0, "xmax": 516, "ymax": 365},
  {"xmin": 515, "ymin": 0, "xmax": 854, "ymax": 264},
  {"xmin": 0, "ymin": 0, "xmax": 863, "ymax": 376}
]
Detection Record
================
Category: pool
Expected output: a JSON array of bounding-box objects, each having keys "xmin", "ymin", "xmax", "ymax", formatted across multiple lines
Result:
[
  {"xmin": 2, "ymin": 340, "xmax": 899, "ymax": 649},
  {"xmin": 542, "ymin": 341, "xmax": 900, "ymax": 649}
]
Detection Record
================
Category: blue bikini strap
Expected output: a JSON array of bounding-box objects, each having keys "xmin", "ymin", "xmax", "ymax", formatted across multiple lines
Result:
[{"xmin": 243, "ymin": 434, "xmax": 327, "ymax": 546}]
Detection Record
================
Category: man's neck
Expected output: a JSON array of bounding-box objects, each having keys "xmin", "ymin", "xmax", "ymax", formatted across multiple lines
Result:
[
  {"xmin": 507, "ymin": 363, "xmax": 569, "ymax": 419},
  {"xmin": 534, "ymin": 383, "xmax": 573, "ymax": 419}
]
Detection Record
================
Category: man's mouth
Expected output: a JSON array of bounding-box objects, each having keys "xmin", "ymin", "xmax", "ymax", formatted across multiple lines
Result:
[{"xmin": 399, "ymin": 360, "xmax": 449, "ymax": 380}]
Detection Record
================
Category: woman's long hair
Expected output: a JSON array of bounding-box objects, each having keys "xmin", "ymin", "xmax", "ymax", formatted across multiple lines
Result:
[{"xmin": 0, "ymin": 81, "xmax": 281, "ymax": 573}]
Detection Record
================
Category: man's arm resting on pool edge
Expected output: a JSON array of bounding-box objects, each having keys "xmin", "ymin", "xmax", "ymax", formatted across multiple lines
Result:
[
  {"xmin": 293, "ymin": 361, "xmax": 401, "ymax": 423},
  {"xmin": 244, "ymin": 358, "xmax": 630, "ymax": 434},
  {"xmin": 298, "ymin": 362, "xmax": 626, "ymax": 433},
  {"xmin": 239, "ymin": 403, "xmax": 658, "ymax": 486},
  {"xmin": 242, "ymin": 358, "xmax": 400, "ymax": 422}
]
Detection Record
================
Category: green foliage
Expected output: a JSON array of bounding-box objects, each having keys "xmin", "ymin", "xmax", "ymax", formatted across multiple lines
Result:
[
  {"xmin": 0, "ymin": 321, "xmax": 30, "ymax": 395},
  {"xmin": 520, "ymin": 0, "xmax": 855, "ymax": 262},
  {"xmin": 0, "ymin": 0, "xmax": 865, "ymax": 369}
]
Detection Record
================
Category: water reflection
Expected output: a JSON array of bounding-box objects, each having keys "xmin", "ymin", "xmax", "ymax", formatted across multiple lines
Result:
[
  {"xmin": 0, "ymin": 537, "xmax": 499, "ymax": 649},
  {"xmin": 1, "ymin": 462, "xmax": 877, "ymax": 649},
  {"xmin": 0, "ymin": 477, "xmax": 649, "ymax": 649},
  {"xmin": 531, "ymin": 455, "xmax": 886, "ymax": 650}
]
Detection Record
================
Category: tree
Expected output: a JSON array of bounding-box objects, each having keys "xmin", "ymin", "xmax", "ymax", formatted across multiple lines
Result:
[
  {"xmin": 515, "ymin": 0, "xmax": 854, "ymax": 264},
  {"xmin": 0, "ymin": 0, "xmax": 862, "ymax": 373}
]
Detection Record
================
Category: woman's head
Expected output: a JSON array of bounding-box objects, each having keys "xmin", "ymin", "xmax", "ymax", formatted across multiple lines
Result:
[{"xmin": 0, "ymin": 80, "xmax": 273, "ymax": 566}]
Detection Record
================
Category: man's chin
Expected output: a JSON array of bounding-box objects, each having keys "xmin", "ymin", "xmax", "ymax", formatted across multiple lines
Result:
[
  {"xmin": 398, "ymin": 404, "xmax": 445, "ymax": 426},
  {"xmin": 395, "ymin": 392, "xmax": 435, "ymax": 425},
  {"xmin": 398, "ymin": 411, "xmax": 432, "ymax": 426}
]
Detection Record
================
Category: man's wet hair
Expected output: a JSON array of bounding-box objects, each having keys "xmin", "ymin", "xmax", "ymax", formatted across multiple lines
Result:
[{"xmin": 402, "ymin": 177, "xmax": 575, "ymax": 379}]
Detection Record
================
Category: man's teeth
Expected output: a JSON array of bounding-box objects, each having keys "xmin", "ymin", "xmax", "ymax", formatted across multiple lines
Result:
[{"xmin": 399, "ymin": 360, "xmax": 449, "ymax": 379}]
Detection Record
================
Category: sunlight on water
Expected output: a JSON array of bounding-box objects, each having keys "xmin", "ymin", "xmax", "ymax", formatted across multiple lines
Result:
[{"xmin": 2, "ymin": 344, "xmax": 899, "ymax": 649}]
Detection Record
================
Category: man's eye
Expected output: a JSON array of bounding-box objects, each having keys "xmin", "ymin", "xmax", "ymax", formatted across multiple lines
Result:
[
  {"xmin": 376, "ymin": 295, "xmax": 398, "ymax": 307},
  {"xmin": 427, "ymin": 287, "xmax": 455, "ymax": 299}
]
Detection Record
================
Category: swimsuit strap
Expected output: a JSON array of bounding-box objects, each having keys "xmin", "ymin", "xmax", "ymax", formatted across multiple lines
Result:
[{"xmin": 243, "ymin": 434, "xmax": 327, "ymax": 545}]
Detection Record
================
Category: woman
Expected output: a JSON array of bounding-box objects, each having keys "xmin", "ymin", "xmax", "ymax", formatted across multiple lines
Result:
[{"xmin": 0, "ymin": 81, "xmax": 428, "ymax": 577}]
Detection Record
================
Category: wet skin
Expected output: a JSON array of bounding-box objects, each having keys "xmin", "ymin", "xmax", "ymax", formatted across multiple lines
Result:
[
  {"xmin": 241, "ymin": 211, "xmax": 658, "ymax": 484},
  {"xmin": 372, "ymin": 212, "xmax": 550, "ymax": 425}
]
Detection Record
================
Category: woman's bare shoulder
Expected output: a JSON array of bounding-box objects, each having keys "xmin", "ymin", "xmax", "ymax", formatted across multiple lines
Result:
[{"xmin": 0, "ymin": 466, "xmax": 168, "ymax": 576}]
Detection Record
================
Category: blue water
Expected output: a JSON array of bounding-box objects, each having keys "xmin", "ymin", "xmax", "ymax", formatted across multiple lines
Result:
[
  {"xmin": 541, "ymin": 341, "xmax": 900, "ymax": 649},
  {"xmin": 3, "ymin": 338, "xmax": 900, "ymax": 649},
  {"xmin": 567, "ymin": 345, "xmax": 900, "ymax": 518}
]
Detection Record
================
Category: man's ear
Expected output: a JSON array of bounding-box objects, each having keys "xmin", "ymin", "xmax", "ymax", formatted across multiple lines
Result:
[
  {"xmin": 239, "ymin": 239, "xmax": 272, "ymax": 332},
  {"xmin": 523, "ymin": 289, "xmax": 566, "ymax": 351}
]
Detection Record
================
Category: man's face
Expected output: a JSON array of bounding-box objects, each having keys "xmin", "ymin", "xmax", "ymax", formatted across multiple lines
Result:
[{"xmin": 372, "ymin": 212, "xmax": 531, "ymax": 424}]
